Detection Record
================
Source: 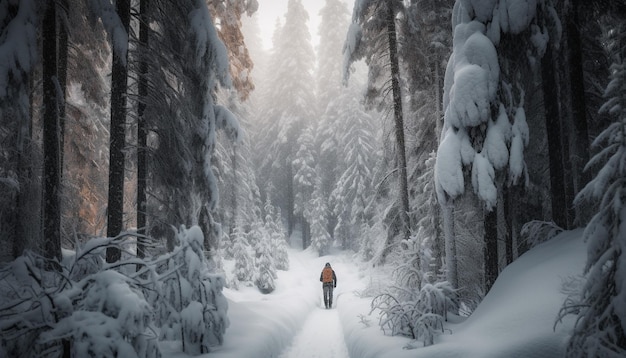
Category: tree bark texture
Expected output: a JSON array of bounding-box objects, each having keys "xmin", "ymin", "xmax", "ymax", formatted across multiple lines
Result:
[
  {"xmin": 106, "ymin": 0, "xmax": 130, "ymax": 263},
  {"xmin": 136, "ymin": 0, "xmax": 149, "ymax": 264},
  {"xmin": 541, "ymin": 42, "xmax": 569, "ymax": 230},
  {"xmin": 484, "ymin": 207, "xmax": 498, "ymax": 293},
  {"xmin": 442, "ymin": 202, "xmax": 458, "ymax": 288},
  {"xmin": 42, "ymin": 0, "xmax": 62, "ymax": 263},
  {"xmin": 563, "ymin": 0, "xmax": 591, "ymax": 225},
  {"xmin": 230, "ymin": 146, "xmax": 239, "ymax": 235},
  {"xmin": 57, "ymin": 0, "xmax": 68, "ymax": 180},
  {"xmin": 386, "ymin": 2, "xmax": 411, "ymax": 241},
  {"xmin": 287, "ymin": 162, "xmax": 294, "ymax": 238}
]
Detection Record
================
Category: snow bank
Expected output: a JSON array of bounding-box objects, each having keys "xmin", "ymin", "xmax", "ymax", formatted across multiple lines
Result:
[{"xmin": 337, "ymin": 230, "xmax": 586, "ymax": 358}]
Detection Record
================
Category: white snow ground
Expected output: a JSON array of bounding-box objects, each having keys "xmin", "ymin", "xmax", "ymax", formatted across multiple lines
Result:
[{"xmin": 162, "ymin": 229, "xmax": 586, "ymax": 358}]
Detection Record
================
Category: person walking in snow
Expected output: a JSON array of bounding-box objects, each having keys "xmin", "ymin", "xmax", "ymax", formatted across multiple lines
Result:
[{"xmin": 320, "ymin": 262, "xmax": 337, "ymax": 309}]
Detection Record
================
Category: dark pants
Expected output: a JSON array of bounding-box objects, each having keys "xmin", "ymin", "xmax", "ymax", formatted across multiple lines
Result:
[{"xmin": 323, "ymin": 283, "xmax": 334, "ymax": 308}]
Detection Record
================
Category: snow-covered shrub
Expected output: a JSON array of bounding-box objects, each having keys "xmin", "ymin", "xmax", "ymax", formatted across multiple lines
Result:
[
  {"xmin": 0, "ymin": 236, "xmax": 160, "ymax": 358},
  {"xmin": 40, "ymin": 270, "xmax": 158, "ymax": 358},
  {"xmin": 155, "ymin": 225, "xmax": 229, "ymax": 354},
  {"xmin": 371, "ymin": 281, "xmax": 457, "ymax": 346},
  {"xmin": 519, "ymin": 220, "xmax": 563, "ymax": 249}
]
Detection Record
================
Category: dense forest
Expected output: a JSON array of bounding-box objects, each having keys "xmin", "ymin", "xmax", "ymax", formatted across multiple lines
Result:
[{"xmin": 1, "ymin": 0, "xmax": 625, "ymax": 356}]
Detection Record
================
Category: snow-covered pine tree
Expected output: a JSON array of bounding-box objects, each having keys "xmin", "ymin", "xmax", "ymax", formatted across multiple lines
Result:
[
  {"xmin": 293, "ymin": 124, "xmax": 318, "ymax": 249},
  {"xmin": 222, "ymin": 222, "xmax": 239, "ymax": 260},
  {"xmin": 401, "ymin": 0, "xmax": 453, "ymax": 278},
  {"xmin": 565, "ymin": 23, "xmax": 626, "ymax": 357},
  {"xmin": 0, "ymin": 0, "xmax": 41, "ymax": 261},
  {"xmin": 270, "ymin": 227, "xmax": 290, "ymax": 271},
  {"xmin": 245, "ymin": 220, "xmax": 263, "ymax": 258},
  {"xmin": 344, "ymin": 0, "xmax": 411, "ymax": 258},
  {"xmin": 231, "ymin": 224, "xmax": 255, "ymax": 283},
  {"xmin": 260, "ymin": 195, "xmax": 289, "ymax": 269},
  {"xmin": 213, "ymin": 89, "xmax": 262, "ymax": 238},
  {"xmin": 309, "ymin": 181, "xmax": 332, "ymax": 256},
  {"xmin": 254, "ymin": 234, "xmax": 277, "ymax": 294},
  {"xmin": 330, "ymin": 85, "xmax": 378, "ymax": 251},
  {"xmin": 138, "ymin": 0, "xmax": 238, "ymax": 252},
  {"xmin": 435, "ymin": 0, "xmax": 544, "ymax": 292}
]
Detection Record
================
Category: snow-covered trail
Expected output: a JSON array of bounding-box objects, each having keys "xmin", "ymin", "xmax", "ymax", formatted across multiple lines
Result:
[
  {"xmin": 182, "ymin": 246, "xmax": 366, "ymax": 358},
  {"xmin": 278, "ymin": 307, "xmax": 349, "ymax": 358},
  {"xmin": 277, "ymin": 250, "xmax": 364, "ymax": 358}
]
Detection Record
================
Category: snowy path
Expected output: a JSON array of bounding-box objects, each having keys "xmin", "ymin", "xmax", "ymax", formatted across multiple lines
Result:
[
  {"xmin": 278, "ymin": 307, "xmax": 349, "ymax": 358},
  {"xmin": 276, "ymin": 250, "xmax": 357, "ymax": 358},
  {"xmin": 163, "ymin": 246, "xmax": 369, "ymax": 358}
]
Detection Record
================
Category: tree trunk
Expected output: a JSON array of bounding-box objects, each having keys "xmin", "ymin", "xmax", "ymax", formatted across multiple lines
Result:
[
  {"xmin": 106, "ymin": 0, "xmax": 131, "ymax": 263},
  {"xmin": 57, "ymin": 0, "xmax": 68, "ymax": 180},
  {"xmin": 136, "ymin": 0, "xmax": 149, "ymax": 266},
  {"xmin": 504, "ymin": 188, "xmax": 514, "ymax": 265},
  {"xmin": 42, "ymin": 0, "xmax": 62, "ymax": 263},
  {"xmin": 563, "ymin": 0, "xmax": 591, "ymax": 225},
  {"xmin": 386, "ymin": 2, "xmax": 410, "ymax": 241},
  {"xmin": 301, "ymin": 216, "xmax": 310, "ymax": 250},
  {"xmin": 484, "ymin": 207, "xmax": 498, "ymax": 292},
  {"xmin": 287, "ymin": 162, "xmax": 294, "ymax": 238},
  {"xmin": 230, "ymin": 145, "xmax": 239, "ymax": 233},
  {"xmin": 441, "ymin": 201, "xmax": 458, "ymax": 288},
  {"xmin": 541, "ymin": 41, "xmax": 569, "ymax": 230}
]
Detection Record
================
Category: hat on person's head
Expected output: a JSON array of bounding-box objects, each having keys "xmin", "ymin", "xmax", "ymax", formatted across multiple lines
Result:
[{"xmin": 325, "ymin": 262, "xmax": 331, "ymax": 267}]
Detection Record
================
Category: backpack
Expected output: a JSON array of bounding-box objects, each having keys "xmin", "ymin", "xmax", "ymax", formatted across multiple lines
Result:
[{"xmin": 322, "ymin": 267, "xmax": 333, "ymax": 283}]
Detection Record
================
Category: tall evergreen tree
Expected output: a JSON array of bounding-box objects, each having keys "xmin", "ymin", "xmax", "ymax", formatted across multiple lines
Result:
[
  {"xmin": 136, "ymin": 0, "xmax": 150, "ymax": 262},
  {"xmin": 105, "ymin": 0, "xmax": 130, "ymax": 263},
  {"xmin": 310, "ymin": 183, "xmax": 332, "ymax": 256},
  {"xmin": 0, "ymin": 0, "xmax": 40, "ymax": 261},
  {"xmin": 42, "ymin": 0, "xmax": 62, "ymax": 263},
  {"xmin": 293, "ymin": 125, "xmax": 317, "ymax": 249},
  {"xmin": 436, "ymin": 0, "xmax": 545, "ymax": 292},
  {"xmin": 330, "ymin": 86, "xmax": 379, "ymax": 251},
  {"xmin": 344, "ymin": 0, "xmax": 411, "ymax": 260},
  {"xmin": 401, "ymin": 0, "xmax": 453, "ymax": 277},
  {"xmin": 137, "ymin": 0, "xmax": 237, "ymax": 253},
  {"xmin": 567, "ymin": 20, "xmax": 626, "ymax": 354}
]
